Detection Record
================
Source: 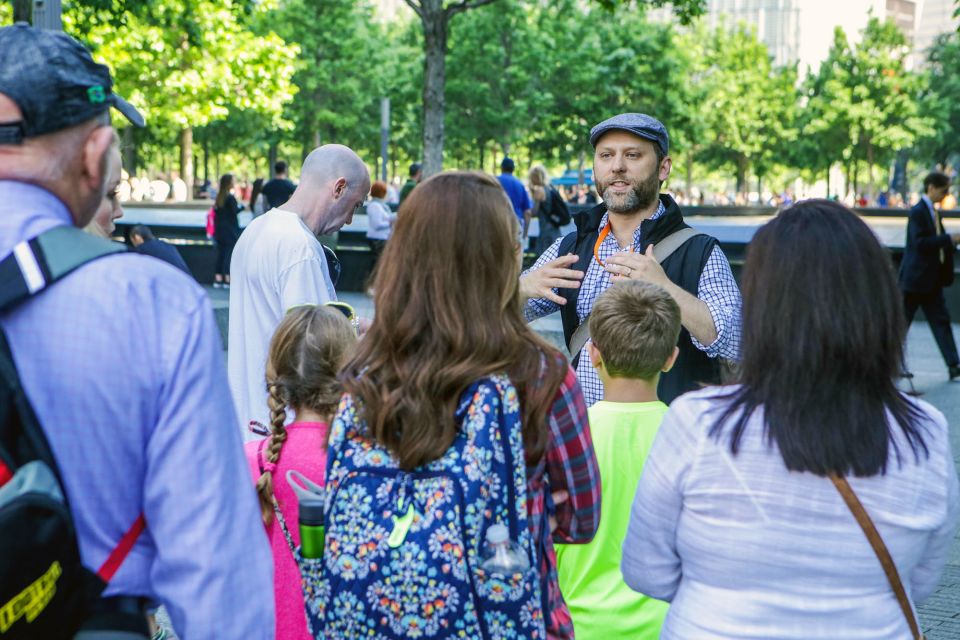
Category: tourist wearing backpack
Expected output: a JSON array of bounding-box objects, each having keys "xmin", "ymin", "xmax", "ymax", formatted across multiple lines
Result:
[
  {"xmin": 315, "ymin": 172, "xmax": 601, "ymax": 639},
  {"xmin": 0, "ymin": 25, "xmax": 272, "ymax": 639},
  {"xmin": 529, "ymin": 165, "xmax": 571, "ymax": 258}
]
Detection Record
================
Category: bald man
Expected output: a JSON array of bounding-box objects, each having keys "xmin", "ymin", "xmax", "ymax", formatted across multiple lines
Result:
[{"xmin": 228, "ymin": 144, "xmax": 370, "ymax": 440}]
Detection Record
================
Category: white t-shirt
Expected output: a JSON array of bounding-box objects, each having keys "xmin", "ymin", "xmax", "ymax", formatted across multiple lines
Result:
[{"xmin": 227, "ymin": 208, "xmax": 336, "ymax": 441}]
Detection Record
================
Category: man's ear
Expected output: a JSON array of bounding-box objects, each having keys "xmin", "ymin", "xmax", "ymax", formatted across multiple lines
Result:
[
  {"xmin": 332, "ymin": 177, "xmax": 348, "ymax": 199},
  {"xmin": 659, "ymin": 155, "xmax": 672, "ymax": 183},
  {"xmin": 662, "ymin": 345, "xmax": 680, "ymax": 373},
  {"xmin": 82, "ymin": 126, "xmax": 115, "ymax": 195},
  {"xmin": 587, "ymin": 341, "xmax": 603, "ymax": 370}
]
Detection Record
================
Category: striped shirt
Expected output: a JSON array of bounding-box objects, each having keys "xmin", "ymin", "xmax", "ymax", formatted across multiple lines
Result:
[{"xmin": 524, "ymin": 201, "xmax": 742, "ymax": 406}]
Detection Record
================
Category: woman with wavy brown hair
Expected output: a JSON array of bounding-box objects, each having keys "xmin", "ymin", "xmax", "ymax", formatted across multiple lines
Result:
[{"xmin": 334, "ymin": 171, "xmax": 601, "ymax": 639}]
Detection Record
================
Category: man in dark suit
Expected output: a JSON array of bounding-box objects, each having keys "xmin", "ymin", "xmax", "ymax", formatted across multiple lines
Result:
[{"xmin": 900, "ymin": 171, "xmax": 960, "ymax": 380}]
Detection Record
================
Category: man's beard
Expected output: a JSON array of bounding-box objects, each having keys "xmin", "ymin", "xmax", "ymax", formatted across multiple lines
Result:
[{"xmin": 601, "ymin": 170, "xmax": 660, "ymax": 214}]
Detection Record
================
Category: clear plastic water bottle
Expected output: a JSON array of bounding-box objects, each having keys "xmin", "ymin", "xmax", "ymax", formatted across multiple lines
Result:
[{"xmin": 480, "ymin": 524, "xmax": 530, "ymax": 575}]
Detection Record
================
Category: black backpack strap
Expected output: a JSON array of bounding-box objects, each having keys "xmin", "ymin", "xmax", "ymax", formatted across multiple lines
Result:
[{"xmin": 0, "ymin": 226, "xmax": 126, "ymax": 314}]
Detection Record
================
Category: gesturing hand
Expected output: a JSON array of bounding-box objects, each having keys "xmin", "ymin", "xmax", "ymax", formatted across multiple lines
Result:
[
  {"xmin": 605, "ymin": 244, "xmax": 670, "ymax": 289},
  {"xmin": 519, "ymin": 254, "xmax": 584, "ymax": 305}
]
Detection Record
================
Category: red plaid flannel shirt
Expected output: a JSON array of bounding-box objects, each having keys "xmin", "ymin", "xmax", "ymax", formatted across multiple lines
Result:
[{"xmin": 526, "ymin": 366, "xmax": 601, "ymax": 639}]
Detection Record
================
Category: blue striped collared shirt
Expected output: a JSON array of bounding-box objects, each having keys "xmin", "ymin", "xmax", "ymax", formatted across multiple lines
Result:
[{"xmin": 0, "ymin": 181, "xmax": 274, "ymax": 638}]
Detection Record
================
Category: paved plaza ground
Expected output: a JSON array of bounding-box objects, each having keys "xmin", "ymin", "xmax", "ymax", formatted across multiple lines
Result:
[{"xmin": 199, "ymin": 287, "xmax": 960, "ymax": 638}]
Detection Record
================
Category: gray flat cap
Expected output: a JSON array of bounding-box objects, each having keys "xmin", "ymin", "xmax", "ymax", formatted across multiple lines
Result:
[{"xmin": 590, "ymin": 113, "xmax": 669, "ymax": 155}]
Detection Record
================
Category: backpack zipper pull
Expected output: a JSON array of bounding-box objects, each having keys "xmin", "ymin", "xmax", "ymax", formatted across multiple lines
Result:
[{"xmin": 387, "ymin": 500, "xmax": 415, "ymax": 548}]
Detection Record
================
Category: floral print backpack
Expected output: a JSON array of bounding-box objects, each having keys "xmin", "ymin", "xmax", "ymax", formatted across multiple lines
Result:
[{"xmin": 308, "ymin": 375, "xmax": 546, "ymax": 639}]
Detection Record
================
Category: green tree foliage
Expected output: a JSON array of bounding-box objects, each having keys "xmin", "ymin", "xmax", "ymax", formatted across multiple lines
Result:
[
  {"xmin": 518, "ymin": 1, "xmax": 694, "ymax": 181},
  {"xmin": 268, "ymin": 0, "xmax": 386, "ymax": 164},
  {"xmin": 444, "ymin": 0, "xmax": 542, "ymax": 170},
  {"xmin": 64, "ymin": 0, "xmax": 298, "ymax": 189},
  {"xmin": 688, "ymin": 23, "xmax": 797, "ymax": 194},
  {"xmin": 842, "ymin": 18, "xmax": 930, "ymax": 196},
  {"xmin": 793, "ymin": 30, "xmax": 854, "ymax": 195},
  {"xmin": 404, "ymin": 0, "xmax": 706, "ymax": 176},
  {"xmin": 917, "ymin": 32, "xmax": 960, "ymax": 168}
]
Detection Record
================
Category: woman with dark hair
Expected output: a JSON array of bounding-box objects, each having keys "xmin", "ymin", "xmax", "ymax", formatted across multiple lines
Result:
[
  {"xmin": 622, "ymin": 200, "xmax": 958, "ymax": 639},
  {"xmin": 213, "ymin": 173, "xmax": 243, "ymax": 288},
  {"xmin": 249, "ymin": 177, "xmax": 267, "ymax": 217},
  {"xmin": 320, "ymin": 172, "xmax": 601, "ymax": 639}
]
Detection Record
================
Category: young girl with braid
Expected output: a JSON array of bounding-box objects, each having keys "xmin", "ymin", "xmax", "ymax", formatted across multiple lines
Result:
[{"xmin": 243, "ymin": 304, "xmax": 356, "ymax": 640}]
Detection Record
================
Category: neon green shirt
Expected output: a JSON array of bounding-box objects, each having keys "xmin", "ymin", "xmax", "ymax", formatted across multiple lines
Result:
[{"xmin": 555, "ymin": 400, "xmax": 669, "ymax": 639}]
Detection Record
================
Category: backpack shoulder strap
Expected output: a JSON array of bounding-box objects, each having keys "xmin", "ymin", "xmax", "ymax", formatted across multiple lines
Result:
[
  {"xmin": 0, "ymin": 225, "xmax": 138, "ymax": 582},
  {"xmin": 556, "ymin": 229, "xmax": 578, "ymax": 257},
  {"xmin": 0, "ymin": 225, "xmax": 126, "ymax": 313},
  {"xmin": 652, "ymin": 226, "xmax": 704, "ymax": 263}
]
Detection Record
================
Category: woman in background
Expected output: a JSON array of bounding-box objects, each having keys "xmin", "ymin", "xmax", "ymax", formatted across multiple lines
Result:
[{"xmin": 212, "ymin": 173, "xmax": 243, "ymax": 288}]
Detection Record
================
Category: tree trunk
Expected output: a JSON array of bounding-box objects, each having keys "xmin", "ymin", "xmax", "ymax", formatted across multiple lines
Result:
[
  {"xmin": 202, "ymin": 139, "xmax": 209, "ymax": 184},
  {"xmin": 390, "ymin": 141, "xmax": 398, "ymax": 182},
  {"xmin": 420, "ymin": 0, "xmax": 448, "ymax": 178},
  {"xmin": 735, "ymin": 156, "xmax": 747, "ymax": 196},
  {"xmin": 268, "ymin": 142, "xmax": 278, "ymax": 178},
  {"xmin": 179, "ymin": 127, "xmax": 194, "ymax": 198},
  {"xmin": 122, "ymin": 126, "xmax": 137, "ymax": 177},
  {"xmin": 865, "ymin": 140, "xmax": 875, "ymax": 201},
  {"xmin": 479, "ymin": 139, "xmax": 485, "ymax": 171},
  {"xmin": 12, "ymin": 0, "xmax": 31, "ymax": 23},
  {"xmin": 577, "ymin": 150, "xmax": 586, "ymax": 186},
  {"xmin": 826, "ymin": 164, "xmax": 830, "ymax": 199},
  {"xmin": 685, "ymin": 150, "xmax": 694, "ymax": 194},
  {"xmin": 853, "ymin": 161, "xmax": 860, "ymax": 198}
]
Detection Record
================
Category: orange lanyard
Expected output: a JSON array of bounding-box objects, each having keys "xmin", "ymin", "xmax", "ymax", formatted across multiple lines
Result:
[{"xmin": 593, "ymin": 222, "xmax": 634, "ymax": 267}]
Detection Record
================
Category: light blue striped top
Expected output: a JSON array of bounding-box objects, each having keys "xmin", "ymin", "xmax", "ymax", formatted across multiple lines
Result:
[{"xmin": 623, "ymin": 385, "xmax": 959, "ymax": 639}]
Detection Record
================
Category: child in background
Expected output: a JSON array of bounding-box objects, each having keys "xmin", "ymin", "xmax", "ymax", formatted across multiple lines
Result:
[
  {"xmin": 555, "ymin": 280, "xmax": 680, "ymax": 639},
  {"xmin": 244, "ymin": 305, "xmax": 356, "ymax": 640}
]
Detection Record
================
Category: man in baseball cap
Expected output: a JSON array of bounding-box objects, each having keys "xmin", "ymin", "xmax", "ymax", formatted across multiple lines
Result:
[
  {"xmin": 0, "ymin": 24, "xmax": 273, "ymax": 638},
  {"xmin": 520, "ymin": 112, "xmax": 742, "ymax": 407},
  {"xmin": 0, "ymin": 22, "xmax": 145, "ymax": 144}
]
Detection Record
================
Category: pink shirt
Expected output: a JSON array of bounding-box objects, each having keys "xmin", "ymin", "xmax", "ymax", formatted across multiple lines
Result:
[{"xmin": 244, "ymin": 422, "xmax": 330, "ymax": 640}]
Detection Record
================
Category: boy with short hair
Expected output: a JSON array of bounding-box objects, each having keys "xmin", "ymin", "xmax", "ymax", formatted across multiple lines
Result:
[{"xmin": 555, "ymin": 280, "xmax": 680, "ymax": 639}]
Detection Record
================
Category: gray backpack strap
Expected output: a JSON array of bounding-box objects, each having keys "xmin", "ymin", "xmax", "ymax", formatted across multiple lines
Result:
[
  {"xmin": 567, "ymin": 318, "xmax": 593, "ymax": 361},
  {"xmin": 0, "ymin": 225, "xmax": 125, "ymax": 313},
  {"xmin": 652, "ymin": 226, "xmax": 703, "ymax": 263},
  {"xmin": 565, "ymin": 226, "xmax": 705, "ymax": 359}
]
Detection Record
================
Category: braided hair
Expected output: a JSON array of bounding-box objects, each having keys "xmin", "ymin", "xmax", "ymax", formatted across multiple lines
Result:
[{"xmin": 255, "ymin": 305, "xmax": 357, "ymax": 524}]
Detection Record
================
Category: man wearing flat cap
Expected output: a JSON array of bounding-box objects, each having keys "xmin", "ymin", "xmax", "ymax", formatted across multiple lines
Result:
[
  {"xmin": 520, "ymin": 113, "xmax": 741, "ymax": 404},
  {"xmin": 0, "ymin": 24, "xmax": 272, "ymax": 637}
]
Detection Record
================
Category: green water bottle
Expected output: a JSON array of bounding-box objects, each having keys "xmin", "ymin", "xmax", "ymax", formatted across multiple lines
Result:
[
  {"xmin": 287, "ymin": 469, "xmax": 327, "ymax": 560},
  {"xmin": 298, "ymin": 498, "xmax": 325, "ymax": 559}
]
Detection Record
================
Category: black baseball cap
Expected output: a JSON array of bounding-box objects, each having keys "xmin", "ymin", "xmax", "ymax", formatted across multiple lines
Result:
[
  {"xmin": 0, "ymin": 23, "xmax": 145, "ymax": 145},
  {"xmin": 590, "ymin": 113, "xmax": 669, "ymax": 156}
]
